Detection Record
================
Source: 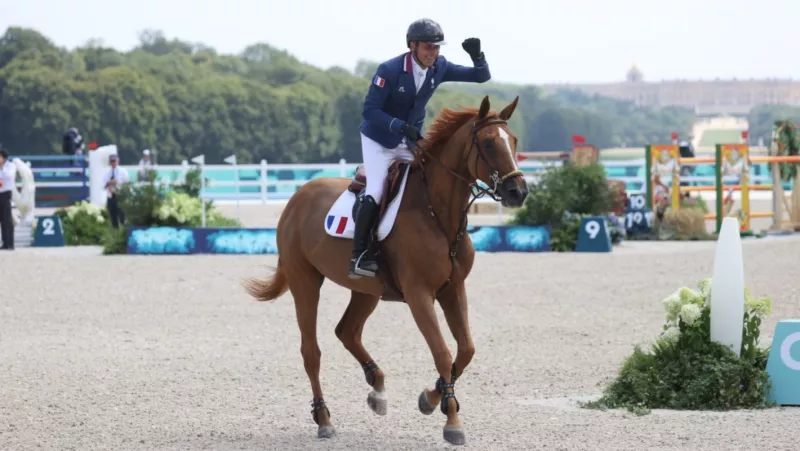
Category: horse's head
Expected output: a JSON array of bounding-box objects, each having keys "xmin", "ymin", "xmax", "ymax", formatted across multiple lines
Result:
[{"xmin": 464, "ymin": 96, "xmax": 528, "ymax": 208}]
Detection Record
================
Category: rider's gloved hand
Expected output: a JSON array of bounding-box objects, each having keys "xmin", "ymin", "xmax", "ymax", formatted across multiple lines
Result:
[
  {"xmin": 400, "ymin": 123, "xmax": 423, "ymax": 142},
  {"xmin": 461, "ymin": 38, "xmax": 484, "ymax": 62}
]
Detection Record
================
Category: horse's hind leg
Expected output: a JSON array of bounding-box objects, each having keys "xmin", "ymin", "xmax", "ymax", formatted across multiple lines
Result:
[
  {"xmin": 288, "ymin": 266, "xmax": 334, "ymax": 438},
  {"xmin": 334, "ymin": 291, "xmax": 386, "ymax": 415}
]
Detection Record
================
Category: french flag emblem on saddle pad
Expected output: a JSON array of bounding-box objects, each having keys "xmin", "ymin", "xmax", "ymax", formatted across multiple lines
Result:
[
  {"xmin": 322, "ymin": 164, "xmax": 412, "ymax": 242},
  {"xmin": 326, "ymin": 215, "xmax": 349, "ymax": 236}
]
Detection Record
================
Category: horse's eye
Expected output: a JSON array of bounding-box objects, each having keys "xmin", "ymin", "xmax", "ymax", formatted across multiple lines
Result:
[{"xmin": 482, "ymin": 139, "xmax": 493, "ymax": 149}]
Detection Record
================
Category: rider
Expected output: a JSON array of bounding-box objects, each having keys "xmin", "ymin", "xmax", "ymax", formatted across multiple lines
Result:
[{"xmin": 349, "ymin": 18, "xmax": 492, "ymax": 279}]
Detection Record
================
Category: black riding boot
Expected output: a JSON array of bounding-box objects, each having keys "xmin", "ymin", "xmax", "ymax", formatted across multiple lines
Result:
[{"xmin": 349, "ymin": 195, "xmax": 379, "ymax": 278}]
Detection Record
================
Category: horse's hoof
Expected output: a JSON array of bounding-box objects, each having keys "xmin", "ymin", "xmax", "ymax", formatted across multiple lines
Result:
[
  {"xmin": 443, "ymin": 426, "xmax": 466, "ymax": 445},
  {"xmin": 367, "ymin": 390, "xmax": 387, "ymax": 416},
  {"xmin": 317, "ymin": 425, "xmax": 336, "ymax": 439},
  {"xmin": 418, "ymin": 390, "xmax": 436, "ymax": 415}
]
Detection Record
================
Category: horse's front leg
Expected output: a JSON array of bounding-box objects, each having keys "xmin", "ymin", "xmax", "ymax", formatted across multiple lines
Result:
[
  {"xmin": 418, "ymin": 281, "xmax": 475, "ymax": 416},
  {"xmin": 404, "ymin": 288, "xmax": 466, "ymax": 445}
]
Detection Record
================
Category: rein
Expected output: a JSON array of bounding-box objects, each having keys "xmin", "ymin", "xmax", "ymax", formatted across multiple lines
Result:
[{"xmin": 411, "ymin": 117, "xmax": 523, "ymax": 264}]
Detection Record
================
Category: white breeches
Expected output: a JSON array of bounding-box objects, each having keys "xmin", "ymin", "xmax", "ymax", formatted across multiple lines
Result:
[{"xmin": 360, "ymin": 133, "xmax": 414, "ymax": 204}]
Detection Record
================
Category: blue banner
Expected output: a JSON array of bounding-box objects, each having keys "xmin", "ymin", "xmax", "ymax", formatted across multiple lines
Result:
[{"xmin": 126, "ymin": 225, "xmax": 551, "ymax": 255}]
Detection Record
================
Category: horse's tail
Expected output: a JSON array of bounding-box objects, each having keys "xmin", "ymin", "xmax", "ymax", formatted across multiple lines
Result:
[
  {"xmin": 11, "ymin": 158, "xmax": 35, "ymax": 218},
  {"xmin": 12, "ymin": 158, "xmax": 35, "ymax": 187},
  {"xmin": 244, "ymin": 259, "xmax": 288, "ymax": 302}
]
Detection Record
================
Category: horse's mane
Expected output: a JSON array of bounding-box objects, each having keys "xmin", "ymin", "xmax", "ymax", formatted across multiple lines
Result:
[{"xmin": 419, "ymin": 106, "xmax": 499, "ymax": 155}]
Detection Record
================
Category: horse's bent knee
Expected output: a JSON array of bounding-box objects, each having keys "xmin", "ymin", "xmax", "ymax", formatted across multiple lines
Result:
[
  {"xmin": 335, "ymin": 326, "xmax": 359, "ymax": 351},
  {"xmin": 460, "ymin": 345, "xmax": 476, "ymax": 363}
]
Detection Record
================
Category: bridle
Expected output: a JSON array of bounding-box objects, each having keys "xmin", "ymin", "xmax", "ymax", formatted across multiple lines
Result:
[{"xmin": 411, "ymin": 117, "xmax": 524, "ymax": 264}]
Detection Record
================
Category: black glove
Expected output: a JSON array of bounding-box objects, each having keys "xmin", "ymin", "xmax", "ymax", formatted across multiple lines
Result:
[
  {"xmin": 461, "ymin": 38, "xmax": 483, "ymax": 62},
  {"xmin": 400, "ymin": 123, "xmax": 422, "ymax": 142}
]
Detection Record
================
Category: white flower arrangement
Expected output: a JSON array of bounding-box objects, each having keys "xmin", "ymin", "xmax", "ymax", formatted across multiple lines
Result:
[
  {"xmin": 156, "ymin": 192, "xmax": 203, "ymax": 225},
  {"xmin": 64, "ymin": 200, "xmax": 105, "ymax": 223},
  {"xmin": 658, "ymin": 278, "xmax": 772, "ymax": 345}
]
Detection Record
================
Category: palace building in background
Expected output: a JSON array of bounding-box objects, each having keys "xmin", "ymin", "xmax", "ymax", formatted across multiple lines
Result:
[{"xmin": 542, "ymin": 66, "xmax": 800, "ymax": 116}]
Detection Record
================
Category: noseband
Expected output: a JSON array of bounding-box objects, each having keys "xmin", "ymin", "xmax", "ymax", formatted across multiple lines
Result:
[{"xmin": 411, "ymin": 117, "xmax": 524, "ymax": 265}]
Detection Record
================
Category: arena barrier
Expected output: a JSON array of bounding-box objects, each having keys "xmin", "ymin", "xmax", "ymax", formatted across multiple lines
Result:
[
  {"xmin": 124, "ymin": 225, "xmax": 552, "ymax": 254},
  {"xmin": 11, "ymin": 154, "xmax": 89, "ymax": 208},
  {"xmin": 644, "ymin": 143, "xmax": 800, "ymax": 234}
]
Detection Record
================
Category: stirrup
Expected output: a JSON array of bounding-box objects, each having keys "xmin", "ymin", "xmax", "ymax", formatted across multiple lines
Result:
[{"xmin": 349, "ymin": 251, "xmax": 377, "ymax": 278}]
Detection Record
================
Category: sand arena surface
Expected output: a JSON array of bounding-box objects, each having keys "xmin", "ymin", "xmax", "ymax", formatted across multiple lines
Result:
[{"xmin": 2, "ymin": 218, "xmax": 800, "ymax": 450}]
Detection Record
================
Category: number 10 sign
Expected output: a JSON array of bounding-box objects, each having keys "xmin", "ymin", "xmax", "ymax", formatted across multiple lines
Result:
[{"xmin": 626, "ymin": 193, "xmax": 654, "ymax": 238}]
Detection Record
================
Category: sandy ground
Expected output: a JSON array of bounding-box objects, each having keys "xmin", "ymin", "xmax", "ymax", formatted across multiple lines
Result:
[{"xmin": 2, "ymin": 225, "xmax": 800, "ymax": 450}]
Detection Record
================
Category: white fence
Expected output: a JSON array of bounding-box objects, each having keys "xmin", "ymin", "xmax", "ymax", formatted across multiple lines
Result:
[{"xmin": 117, "ymin": 157, "xmax": 775, "ymax": 205}]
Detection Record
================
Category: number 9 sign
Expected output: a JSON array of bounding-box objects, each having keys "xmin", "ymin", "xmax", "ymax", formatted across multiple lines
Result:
[
  {"xmin": 584, "ymin": 220, "xmax": 600, "ymax": 239},
  {"xmin": 576, "ymin": 216, "xmax": 612, "ymax": 252}
]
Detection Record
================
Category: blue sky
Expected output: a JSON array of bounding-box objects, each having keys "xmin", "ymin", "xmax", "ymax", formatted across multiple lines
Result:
[{"xmin": 1, "ymin": 0, "xmax": 795, "ymax": 85}]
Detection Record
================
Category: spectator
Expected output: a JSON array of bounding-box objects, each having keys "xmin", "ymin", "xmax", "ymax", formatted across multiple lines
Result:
[
  {"xmin": 138, "ymin": 149, "xmax": 155, "ymax": 180},
  {"xmin": 62, "ymin": 127, "xmax": 85, "ymax": 167},
  {"xmin": 678, "ymin": 140, "xmax": 696, "ymax": 187},
  {"xmin": 0, "ymin": 148, "xmax": 16, "ymax": 250},
  {"xmin": 102, "ymin": 154, "xmax": 130, "ymax": 228}
]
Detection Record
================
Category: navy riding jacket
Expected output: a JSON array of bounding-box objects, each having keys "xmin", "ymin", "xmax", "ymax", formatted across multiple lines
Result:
[{"xmin": 359, "ymin": 52, "xmax": 491, "ymax": 149}]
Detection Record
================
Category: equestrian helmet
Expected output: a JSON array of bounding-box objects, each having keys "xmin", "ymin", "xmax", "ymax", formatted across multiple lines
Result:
[{"xmin": 406, "ymin": 18, "xmax": 446, "ymax": 47}]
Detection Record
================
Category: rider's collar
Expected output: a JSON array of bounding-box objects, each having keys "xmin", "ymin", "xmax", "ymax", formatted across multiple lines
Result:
[{"xmin": 404, "ymin": 52, "xmax": 432, "ymax": 74}]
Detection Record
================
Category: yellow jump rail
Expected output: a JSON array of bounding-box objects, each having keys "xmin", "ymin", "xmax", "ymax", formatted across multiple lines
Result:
[{"xmin": 644, "ymin": 144, "xmax": 800, "ymax": 233}]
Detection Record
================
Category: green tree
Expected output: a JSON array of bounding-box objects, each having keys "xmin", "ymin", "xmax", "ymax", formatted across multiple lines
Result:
[{"xmin": 0, "ymin": 24, "xmax": 738, "ymax": 165}]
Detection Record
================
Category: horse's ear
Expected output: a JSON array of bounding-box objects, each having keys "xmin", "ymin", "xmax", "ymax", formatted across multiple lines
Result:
[
  {"xmin": 499, "ymin": 96, "xmax": 519, "ymax": 121},
  {"xmin": 478, "ymin": 95, "xmax": 490, "ymax": 120}
]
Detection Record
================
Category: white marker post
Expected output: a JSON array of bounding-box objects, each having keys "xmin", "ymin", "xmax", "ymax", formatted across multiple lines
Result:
[
  {"xmin": 224, "ymin": 154, "xmax": 240, "ymax": 223},
  {"xmin": 710, "ymin": 217, "xmax": 746, "ymax": 357},
  {"xmin": 191, "ymin": 154, "xmax": 206, "ymax": 228}
]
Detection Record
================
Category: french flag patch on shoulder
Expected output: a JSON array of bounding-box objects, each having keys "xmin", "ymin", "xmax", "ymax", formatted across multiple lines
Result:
[{"xmin": 373, "ymin": 75, "xmax": 385, "ymax": 88}]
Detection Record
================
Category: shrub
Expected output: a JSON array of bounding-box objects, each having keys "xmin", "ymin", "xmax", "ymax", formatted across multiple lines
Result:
[
  {"xmin": 172, "ymin": 167, "xmax": 206, "ymax": 198},
  {"xmin": 54, "ymin": 200, "xmax": 109, "ymax": 245},
  {"xmin": 156, "ymin": 191, "xmax": 241, "ymax": 227},
  {"xmin": 101, "ymin": 226, "xmax": 129, "ymax": 255},
  {"xmin": 508, "ymin": 162, "xmax": 616, "ymax": 251},
  {"xmin": 582, "ymin": 279, "xmax": 774, "ymax": 413},
  {"xmin": 680, "ymin": 194, "xmax": 709, "ymax": 213},
  {"xmin": 101, "ymin": 176, "xmax": 241, "ymax": 254},
  {"xmin": 655, "ymin": 208, "xmax": 714, "ymax": 240}
]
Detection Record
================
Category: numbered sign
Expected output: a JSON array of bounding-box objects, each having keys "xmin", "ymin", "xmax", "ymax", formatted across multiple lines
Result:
[
  {"xmin": 33, "ymin": 215, "xmax": 65, "ymax": 247},
  {"xmin": 765, "ymin": 319, "xmax": 800, "ymax": 406},
  {"xmin": 576, "ymin": 216, "xmax": 612, "ymax": 252},
  {"xmin": 625, "ymin": 193, "xmax": 654, "ymax": 238}
]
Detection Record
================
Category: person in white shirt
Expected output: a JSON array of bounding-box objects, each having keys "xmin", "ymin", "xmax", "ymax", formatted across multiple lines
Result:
[
  {"xmin": 138, "ymin": 149, "xmax": 154, "ymax": 180},
  {"xmin": 102, "ymin": 154, "xmax": 130, "ymax": 228},
  {"xmin": 0, "ymin": 148, "xmax": 17, "ymax": 249}
]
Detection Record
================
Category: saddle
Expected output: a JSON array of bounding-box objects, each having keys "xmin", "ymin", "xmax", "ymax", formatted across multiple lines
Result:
[
  {"xmin": 347, "ymin": 161, "xmax": 410, "ymax": 302},
  {"xmin": 347, "ymin": 161, "xmax": 409, "ymax": 221}
]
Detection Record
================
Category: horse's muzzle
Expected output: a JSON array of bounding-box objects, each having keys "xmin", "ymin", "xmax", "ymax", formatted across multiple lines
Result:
[{"xmin": 499, "ymin": 176, "xmax": 528, "ymax": 208}]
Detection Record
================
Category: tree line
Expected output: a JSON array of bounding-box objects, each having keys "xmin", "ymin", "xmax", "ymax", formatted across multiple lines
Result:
[{"xmin": 0, "ymin": 26, "xmax": 796, "ymax": 165}]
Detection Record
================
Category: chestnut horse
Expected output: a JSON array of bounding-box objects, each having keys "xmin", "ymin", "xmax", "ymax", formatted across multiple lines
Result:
[{"xmin": 244, "ymin": 95, "xmax": 528, "ymax": 445}]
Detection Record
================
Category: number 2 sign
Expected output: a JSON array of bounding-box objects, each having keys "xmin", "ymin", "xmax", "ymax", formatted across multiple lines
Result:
[{"xmin": 33, "ymin": 215, "xmax": 65, "ymax": 247}]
